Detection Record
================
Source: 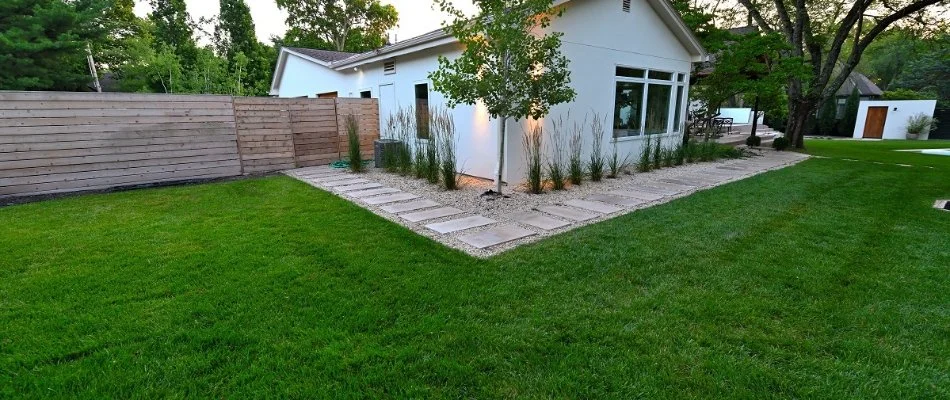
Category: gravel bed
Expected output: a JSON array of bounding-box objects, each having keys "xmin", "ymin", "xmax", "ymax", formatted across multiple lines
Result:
[{"xmin": 289, "ymin": 149, "xmax": 809, "ymax": 257}]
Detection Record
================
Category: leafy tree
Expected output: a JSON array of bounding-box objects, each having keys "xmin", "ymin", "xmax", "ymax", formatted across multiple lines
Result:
[
  {"xmin": 735, "ymin": 0, "xmax": 946, "ymax": 148},
  {"xmin": 274, "ymin": 0, "xmax": 398, "ymax": 53},
  {"xmin": 0, "ymin": 0, "xmax": 108, "ymax": 91},
  {"xmin": 216, "ymin": 0, "xmax": 257, "ymax": 60},
  {"xmin": 857, "ymin": 29, "xmax": 929, "ymax": 90},
  {"xmin": 215, "ymin": 0, "xmax": 272, "ymax": 95},
  {"xmin": 891, "ymin": 40, "xmax": 949, "ymax": 106},
  {"xmin": 840, "ymin": 88, "xmax": 860, "ymax": 137},
  {"xmin": 691, "ymin": 32, "xmax": 805, "ymax": 140},
  {"xmin": 149, "ymin": 0, "xmax": 198, "ymax": 67},
  {"xmin": 430, "ymin": 0, "xmax": 576, "ymax": 193},
  {"xmin": 817, "ymin": 97, "xmax": 837, "ymax": 135}
]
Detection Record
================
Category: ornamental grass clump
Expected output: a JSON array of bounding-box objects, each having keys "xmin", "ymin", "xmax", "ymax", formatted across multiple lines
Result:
[
  {"xmin": 547, "ymin": 116, "xmax": 568, "ymax": 190},
  {"xmin": 588, "ymin": 113, "xmax": 606, "ymax": 181},
  {"xmin": 382, "ymin": 114, "xmax": 401, "ymax": 173},
  {"xmin": 568, "ymin": 115, "xmax": 585, "ymax": 185},
  {"xmin": 651, "ymin": 136, "xmax": 662, "ymax": 170},
  {"xmin": 432, "ymin": 107, "xmax": 460, "ymax": 190},
  {"xmin": 673, "ymin": 142, "xmax": 686, "ymax": 166},
  {"xmin": 637, "ymin": 135, "xmax": 653, "ymax": 172},
  {"xmin": 345, "ymin": 114, "xmax": 364, "ymax": 173},
  {"xmin": 662, "ymin": 145, "xmax": 675, "ymax": 168},
  {"xmin": 524, "ymin": 124, "xmax": 544, "ymax": 194},
  {"xmin": 607, "ymin": 140, "xmax": 630, "ymax": 179},
  {"xmin": 394, "ymin": 106, "xmax": 415, "ymax": 175}
]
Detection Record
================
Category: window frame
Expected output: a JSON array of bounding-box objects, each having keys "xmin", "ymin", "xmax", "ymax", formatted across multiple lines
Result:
[{"xmin": 613, "ymin": 64, "xmax": 689, "ymax": 140}]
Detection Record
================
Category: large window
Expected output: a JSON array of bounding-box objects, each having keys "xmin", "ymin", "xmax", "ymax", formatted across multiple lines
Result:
[{"xmin": 613, "ymin": 66, "xmax": 688, "ymax": 138}]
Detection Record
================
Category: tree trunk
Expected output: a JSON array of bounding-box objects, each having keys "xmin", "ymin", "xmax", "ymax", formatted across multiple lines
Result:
[
  {"xmin": 495, "ymin": 116, "xmax": 508, "ymax": 193},
  {"xmin": 785, "ymin": 100, "xmax": 813, "ymax": 149}
]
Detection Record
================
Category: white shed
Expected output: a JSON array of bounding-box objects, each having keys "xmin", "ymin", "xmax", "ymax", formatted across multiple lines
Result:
[
  {"xmin": 269, "ymin": 0, "xmax": 707, "ymax": 182},
  {"xmin": 852, "ymin": 100, "xmax": 938, "ymax": 140}
]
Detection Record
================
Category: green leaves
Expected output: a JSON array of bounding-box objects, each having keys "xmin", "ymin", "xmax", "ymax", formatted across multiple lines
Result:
[
  {"xmin": 429, "ymin": 0, "xmax": 576, "ymax": 121},
  {"xmin": 274, "ymin": 0, "xmax": 398, "ymax": 52},
  {"xmin": 0, "ymin": 0, "xmax": 108, "ymax": 91}
]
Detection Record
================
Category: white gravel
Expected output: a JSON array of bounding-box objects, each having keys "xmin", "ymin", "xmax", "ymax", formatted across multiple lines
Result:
[{"xmin": 288, "ymin": 149, "xmax": 809, "ymax": 257}]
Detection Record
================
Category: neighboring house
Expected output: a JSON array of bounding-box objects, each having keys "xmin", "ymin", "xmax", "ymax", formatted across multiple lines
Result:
[
  {"xmin": 835, "ymin": 71, "xmax": 883, "ymax": 118},
  {"xmin": 269, "ymin": 0, "xmax": 706, "ymax": 182}
]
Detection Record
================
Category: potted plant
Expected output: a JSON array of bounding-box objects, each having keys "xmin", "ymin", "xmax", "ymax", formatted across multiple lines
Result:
[{"xmin": 905, "ymin": 113, "xmax": 938, "ymax": 140}]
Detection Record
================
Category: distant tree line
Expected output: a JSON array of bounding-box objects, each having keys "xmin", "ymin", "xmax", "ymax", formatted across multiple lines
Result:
[{"xmin": 0, "ymin": 0, "xmax": 399, "ymax": 95}]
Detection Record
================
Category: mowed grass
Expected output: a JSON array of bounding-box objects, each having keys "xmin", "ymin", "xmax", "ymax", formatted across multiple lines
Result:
[{"xmin": 1, "ymin": 140, "xmax": 948, "ymax": 398}]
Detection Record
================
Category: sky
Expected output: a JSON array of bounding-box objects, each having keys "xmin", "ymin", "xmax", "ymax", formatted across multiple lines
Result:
[{"xmin": 133, "ymin": 0, "xmax": 477, "ymax": 44}]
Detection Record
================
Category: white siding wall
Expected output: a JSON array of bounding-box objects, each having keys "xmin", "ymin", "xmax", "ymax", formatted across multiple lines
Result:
[
  {"xmin": 275, "ymin": 0, "xmax": 696, "ymax": 183},
  {"xmin": 276, "ymin": 55, "xmax": 351, "ymax": 98},
  {"xmin": 505, "ymin": 0, "xmax": 694, "ymax": 182},
  {"xmin": 852, "ymin": 100, "xmax": 938, "ymax": 140}
]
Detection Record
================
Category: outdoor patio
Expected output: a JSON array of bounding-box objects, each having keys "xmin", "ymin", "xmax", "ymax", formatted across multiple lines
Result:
[{"xmin": 287, "ymin": 149, "xmax": 809, "ymax": 256}]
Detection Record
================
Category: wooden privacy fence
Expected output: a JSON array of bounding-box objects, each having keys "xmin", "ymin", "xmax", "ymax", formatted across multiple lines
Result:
[{"xmin": 0, "ymin": 92, "xmax": 379, "ymax": 199}]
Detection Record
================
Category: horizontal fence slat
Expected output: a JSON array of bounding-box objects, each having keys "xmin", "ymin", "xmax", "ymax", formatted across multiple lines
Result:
[{"xmin": 0, "ymin": 92, "xmax": 380, "ymax": 198}]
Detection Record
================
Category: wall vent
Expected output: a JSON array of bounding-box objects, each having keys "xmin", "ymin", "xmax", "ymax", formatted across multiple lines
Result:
[
  {"xmin": 622, "ymin": 0, "xmax": 631, "ymax": 12},
  {"xmin": 384, "ymin": 60, "xmax": 396, "ymax": 74}
]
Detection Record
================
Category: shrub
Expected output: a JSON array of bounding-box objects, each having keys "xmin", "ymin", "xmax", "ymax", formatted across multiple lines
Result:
[
  {"xmin": 524, "ymin": 124, "xmax": 544, "ymax": 194},
  {"xmin": 699, "ymin": 140, "xmax": 717, "ymax": 162},
  {"xmin": 745, "ymin": 135, "xmax": 762, "ymax": 147},
  {"xmin": 547, "ymin": 116, "xmax": 568, "ymax": 190},
  {"xmin": 906, "ymin": 113, "xmax": 937, "ymax": 135},
  {"xmin": 588, "ymin": 113, "xmax": 606, "ymax": 181},
  {"xmin": 772, "ymin": 136, "xmax": 791, "ymax": 151},
  {"xmin": 637, "ymin": 135, "xmax": 652, "ymax": 172},
  {"xmin": 568, "ymin": 116, "xmax": 585, "ymax": 185},
  {"xmin": 432, "ymin": 108, "xmax": 460, "ymax": 190},
  {"xmin": 345, "ymin": 114, "xmax": 364, "ymax": 173},
  {"xmin": 607, "ymin": 140, "xmax": 630, "ymax": 179}
]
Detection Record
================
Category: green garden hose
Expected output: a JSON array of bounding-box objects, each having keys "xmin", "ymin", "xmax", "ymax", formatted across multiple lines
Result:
[{"xmin": 330, "ymin": 160, "xmax": 371, "ymax": 169}]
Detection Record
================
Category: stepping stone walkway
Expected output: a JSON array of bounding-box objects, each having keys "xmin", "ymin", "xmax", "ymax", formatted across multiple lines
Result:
[
  {"xmin": 380, "ymin": 199, "xmax": 441, "ymax": 214},
  {"xmin": 401, "ymin": 207, "xmax": 464, "ymax": 223},
  {"xmin": 285, "ymin": 149, "xmax": 809, "ymax": 256},
  {"xmin": 323, "ymin": 178, "xmax": 369, "ymax": 187},
  {"xmin": 537, "ymin": 205, "xmax": 599, "ymax": 222},
  {"xmin": 458, "ymin": 225, "xmax": 535, "ymax": 249},
  {"xmin": 348, "ymin": 187, "xmax": 400, "ymax": 198},
  {"xmin": 563, "ymin": 199, "xmax": 623, "ymax": 214},
  {"xmin": 363, "ymin": 192, "xmax": 418, "ymax": 205},
  {"xmin": 585, "ymin": 194, "xmax": 648, "ymax": 207},
  {"xmin": 608, "ymin": 189, "xmax": 665, "ymax": 201},
  {"xmin": 334, "ymin": 182, "xmax": 383, "ymax": 192},
  {"xmin": 509, "ymin": 211, "xmax": 570, "ymax": 231},
  {"xmin": 426, "ymin": 215, "xmax": 496, "ymax": 234}
]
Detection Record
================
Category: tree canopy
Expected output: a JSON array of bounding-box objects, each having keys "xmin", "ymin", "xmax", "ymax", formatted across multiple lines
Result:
[
  {"xmin": 0, "ymin": 0, "xmax": 107, "ymax": 91},
  {"xmin": 274, "ymin": 0, "xmax": 398, "ymax": 52}
]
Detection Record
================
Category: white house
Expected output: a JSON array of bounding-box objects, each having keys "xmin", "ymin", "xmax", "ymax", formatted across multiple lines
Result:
[{"xmin": 269, "ymin": 0, "xmax": 707, "ymax": 183}]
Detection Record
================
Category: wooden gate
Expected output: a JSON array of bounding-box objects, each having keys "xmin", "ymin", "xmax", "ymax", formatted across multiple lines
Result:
[{"xmin": 862, "ymin": 106, "xmax": 888, "ymax": 139}]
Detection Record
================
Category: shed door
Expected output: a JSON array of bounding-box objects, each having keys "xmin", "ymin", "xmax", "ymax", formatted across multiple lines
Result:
[{"xmin": 862, "ymin": 107, "xmax": 888, "ymax": 139}]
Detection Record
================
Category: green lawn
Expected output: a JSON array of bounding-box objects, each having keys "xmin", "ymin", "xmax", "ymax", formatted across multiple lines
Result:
[{"xmin": 1, "ymin": 140, "xmax": 948, "ymax": 398}]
